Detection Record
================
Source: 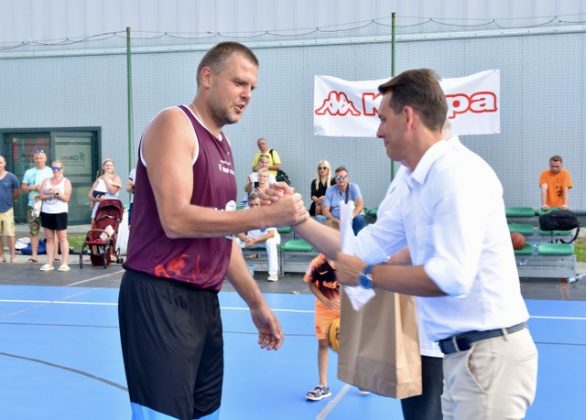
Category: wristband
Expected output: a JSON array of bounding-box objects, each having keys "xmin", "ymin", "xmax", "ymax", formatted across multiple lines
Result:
[{"xmin": 358, "ymin": 264, "xmax": 374, "ymax": 289}]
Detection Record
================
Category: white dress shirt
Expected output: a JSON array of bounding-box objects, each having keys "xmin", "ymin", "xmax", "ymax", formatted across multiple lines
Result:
[{"xmin": 354, "ymin": 139, "xmax": 529, "ymax": 341}]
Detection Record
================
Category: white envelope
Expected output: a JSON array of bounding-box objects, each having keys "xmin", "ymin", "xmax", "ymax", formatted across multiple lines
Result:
[{"xmin": 339, "ymin": 200, "xmax": 385, "ymax": 311}]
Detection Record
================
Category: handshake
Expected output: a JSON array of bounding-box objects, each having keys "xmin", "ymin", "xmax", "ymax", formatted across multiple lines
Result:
[{"xmin": 256, "ymin": 182, "xmax": 309, "ymax": 228}]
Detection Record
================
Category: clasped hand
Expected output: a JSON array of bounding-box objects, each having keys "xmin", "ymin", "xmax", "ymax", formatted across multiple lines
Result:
[{"xmin": 257, "ymin": 182, "xmax": 309, "ymax": 227}]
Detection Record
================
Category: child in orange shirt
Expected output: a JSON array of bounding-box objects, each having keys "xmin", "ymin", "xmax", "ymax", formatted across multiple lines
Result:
[{"xmin": 304, "ymin": 220, "xmax": 340, "ymax": 401}]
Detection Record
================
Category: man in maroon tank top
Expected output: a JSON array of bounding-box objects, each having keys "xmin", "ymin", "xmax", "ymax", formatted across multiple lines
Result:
[{"xmin": 118, "ymin": 42, "xmax": 309, "ymax": 420}]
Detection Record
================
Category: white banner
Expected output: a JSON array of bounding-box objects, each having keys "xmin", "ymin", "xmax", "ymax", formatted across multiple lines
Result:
[{"xmin": 313, "ymin": 70, "xmax": 500, "ymax": 137}]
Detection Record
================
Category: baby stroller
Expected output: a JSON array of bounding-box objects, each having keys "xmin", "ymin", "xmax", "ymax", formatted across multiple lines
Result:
[{"xmin": 80, "ymin": 199, "xmax": 124, "ymax": 269}]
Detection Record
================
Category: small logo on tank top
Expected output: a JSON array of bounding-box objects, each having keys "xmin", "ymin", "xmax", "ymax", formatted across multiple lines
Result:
[{"xmin": 218, "ymin": 160, "xmax": 234, "ymax": 175}]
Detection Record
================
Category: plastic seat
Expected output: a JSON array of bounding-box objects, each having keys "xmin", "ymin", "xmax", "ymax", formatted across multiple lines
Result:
[
  {"xmin": 277, "ymin": 226, "xmax": 293, "ymax": 235},
  {"xmin": 538, "ymin": 243, "xmax": 574, "ymax": 256},
  {"xmin": 536, "ymin": 207, "xmax": 561, "ymax": 216},
  {"xmin": 279, "ymin": 239, "xmax": 316, "ymax": 275},
  {"xmin": 364, "ymin": 207, "xmax": 378, "ymax": 224},
  {"xmin": 505, "ymin": 207, "xmax": 536, "ymax": 218},
  {"xmin": 514, "ymin": 244, "xmax": 533, "ymax": 255},
  {"xmin": 280, "ymin": 239, "xmax": 313, "ymax": 252},
  {"xmin": 508, "ymin": 223, "xmax": 534, "ymax": 236}
]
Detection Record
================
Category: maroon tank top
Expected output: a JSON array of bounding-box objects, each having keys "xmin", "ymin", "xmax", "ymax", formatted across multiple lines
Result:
[{"xmin": 123, "ymin": 105, "xmax": 237, "ymax": 290}]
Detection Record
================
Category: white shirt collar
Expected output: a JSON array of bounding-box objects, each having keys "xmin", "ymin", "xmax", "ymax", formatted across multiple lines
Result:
[{"xmin": 406, "ymin": 139, "xmax": 448, "ymax": 189}]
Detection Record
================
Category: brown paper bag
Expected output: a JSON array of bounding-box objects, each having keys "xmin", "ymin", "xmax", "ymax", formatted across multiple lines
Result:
[{"xmin": 337, "ymin": 288, "xmax": 422, "ymax": 399}]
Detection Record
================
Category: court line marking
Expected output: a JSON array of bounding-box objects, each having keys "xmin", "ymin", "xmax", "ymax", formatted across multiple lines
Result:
[
  {"xmin": 0, "ymin": 300, "xmax": 315, "ymax": 313},
  {"xmin": 531, "ymin": 315, "xmax": 586, "ymax": 321},
  {"xmin": 0, "ymin": 299, "xmax": 118, "ymax": 306},
  {"xmin": 317, "ymin": 383, "xmax": 351, "ymax": 420},
  {"xmin": 0, "ymin": 299, "xmax": 585, "ymax": 320},
  {"xmin": 66, "ymin": 269, "xmax": 125, "ymax": 287},
  {"xmin": 0, "ymin": 288, "xmax": 107, "ymax": 319},
  {"xmin": 0, "ymin": 351, "xmax": 127, "ymax": 391},
  {"xmin": 223, "ymin": 306, "xmax": 314, "ymax": 314}
]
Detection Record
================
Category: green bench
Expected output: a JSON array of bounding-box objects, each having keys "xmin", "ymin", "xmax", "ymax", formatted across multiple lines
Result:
[
  {"xmin": 279, "ymin": 239, "xmax": 317, "ymax": 275},
  {"xmin": 538, "ymin": 243, "xmax": 574, "ymax": 256},
  {"xmin": 514, "ymin": 244, "xmax": 533, "ymax": 256},
  {"xmin": 515, "ymin": 242, "xmax": 576, "ymax": 278},
  {"xmin": 505, "ymin": 207, "xmax": 537, "ymax": 218},
  {"xmin": 364, "ymin": 207, "xmax": 378, "ymax": 224},
  {"xmin": 277, "ymin": 226, "xmax": 293, "ymax": 235},
  {"xmin": 279, "ymin": 239, "xmax": 313, "ymax": 253},
  {"xmin": 514, "ymin": 243, "xmax": 575, "ymax": 257},
  {"xmin": 508, "ymin": 223, "xmax": 534, "ymax": 236},
  {"xmin": 509, "ymin": 223, "xmax": 575, "ymax": 242},
  {"xmin": 535, "ymin": 207, "xmax": 561, "ymax": 216}
]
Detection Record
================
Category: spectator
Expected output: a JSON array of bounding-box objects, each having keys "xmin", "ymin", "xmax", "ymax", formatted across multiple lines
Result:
[
  {"xmin": 0, "ymin": 155, "xmax": 20, "ymax": 263},
  {"xmin": 304, "ymin": 219, "xmax": 340, "ymax": 401},
  {"xmin": 255, "ymin": 168, "xmax": 271, "ymax": 195},
  {"xmin": 21, "ymin": 149, "xmax": 53, "ymax": 263},
  {"xmin": 127, "ymin": 167, "xmax": 136, "ymax": 229},
  {"xmin": 252, "ymin": 137, "xmax": 281, "ymax": 177},
  {"xmin": 323, "ymin": 166, "xmax": 366, "ymax": 234},
  {"xmin": 89, "ymin": 159, "xmax": 122, "ymax": 222},
  {"xmin": 309, "ymin": 160, "xmax": 334, "ymax": 219},
  {"xmin": 539, "ymin": 155, "xmax": 573, "ymax": 210},
  {"xmin": 244, "ymin": 154, "xmax": 276, "ymax": 194},
  {"xmin": 38, "ymin": 161, "xmax": 72, "ymax": 272},
  {"xmin": 236, "ymin": 192, "xmax": 281, "ymax": 282}
]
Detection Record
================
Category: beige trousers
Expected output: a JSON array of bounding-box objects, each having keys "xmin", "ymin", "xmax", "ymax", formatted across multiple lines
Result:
[{"xmin": 442, "ymin": 328, "xmax": 538, "ymax": 420}]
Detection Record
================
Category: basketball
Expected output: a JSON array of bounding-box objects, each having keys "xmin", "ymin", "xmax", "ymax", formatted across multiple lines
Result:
[
  {"xmin": 327, "ymin": 318, "xmax": 340, "ymax": 352},
  {"xmin": 511, "ymin": 232, "xmax": 526, "ymax": 250}
]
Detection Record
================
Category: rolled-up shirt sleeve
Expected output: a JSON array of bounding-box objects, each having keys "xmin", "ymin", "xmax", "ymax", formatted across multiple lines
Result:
[{"xmin": 419, "ymin": 165, "xmax": 496, "ymax": 296}]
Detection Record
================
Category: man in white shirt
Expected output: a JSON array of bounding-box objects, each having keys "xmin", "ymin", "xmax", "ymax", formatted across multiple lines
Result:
[
  {"xmin": 380, "ymin": 122, "xmax": 460, "ymax": 420},
  {"xmin": 236, "ymin": 192, "xmax": 281, "ymax": 282},
  {"xmin": 21, "ymin": 149, "xmax": 53, "ymax": 262},
  {"xmin": 291, "ymin": 69, "xmax": 538, "ymax": 419}
]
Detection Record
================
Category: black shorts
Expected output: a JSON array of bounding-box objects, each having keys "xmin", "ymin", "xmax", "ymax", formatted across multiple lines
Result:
[
  {"xmin": 118, "ymin": 269, "xmax": 223, "ymax": 419},
  {"xmin": 40, "ymin": 212, "xmax": 68, "ymax": 230}
]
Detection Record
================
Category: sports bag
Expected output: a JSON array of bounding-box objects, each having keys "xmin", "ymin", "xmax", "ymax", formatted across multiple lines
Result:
[
  {"xmin": 269, "ymin": 149, "xmax": 291, "ymax": 185},
  {"xmin": 275, "ymin": 169, "xmax": 291, "ymax": 185},
  {"xmin": 538, "ymin": 209, "xmax": 580, "ymax": 243}
]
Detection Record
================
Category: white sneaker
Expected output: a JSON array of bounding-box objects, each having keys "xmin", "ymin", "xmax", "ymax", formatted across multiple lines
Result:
[
  {"xmin": 58, "ymin": 265, "xmax": 71, "ymax": 272},
  {"xmin": 267, "ymin": 273, "xmax": 278, "ymax": 282},
  {"xmin": 40, "ymin": 263, "xmax": 54, "ymax": 271}
]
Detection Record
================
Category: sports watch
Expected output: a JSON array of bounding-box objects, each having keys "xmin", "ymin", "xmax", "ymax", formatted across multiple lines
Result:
[{"xmin": 358, "ymin": 264, "xmax": 374, "ymax": 289}]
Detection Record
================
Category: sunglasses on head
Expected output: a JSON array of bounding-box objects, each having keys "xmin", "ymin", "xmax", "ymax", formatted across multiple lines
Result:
[{"xmin": 33, "ymin": 148, "xmax": 45, "ymax": 154}]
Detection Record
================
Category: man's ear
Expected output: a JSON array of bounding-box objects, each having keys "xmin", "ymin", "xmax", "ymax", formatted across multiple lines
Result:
[
  {"xmin": 403, "ymin": 105, "xmax": 416, "ymax": 129},
  {"xmin": 199, "ymin": 66, "xmax": 214, "ymax": 88}
]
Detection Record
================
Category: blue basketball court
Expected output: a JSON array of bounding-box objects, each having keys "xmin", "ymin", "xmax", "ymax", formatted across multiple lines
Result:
[{"xmin": 0, "ymin": 279, "xmax": 585, "ymax": 419}]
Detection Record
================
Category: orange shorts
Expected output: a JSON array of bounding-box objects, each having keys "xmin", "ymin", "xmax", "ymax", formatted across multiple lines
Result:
[{"xmin": 314, "ymin": 298, "xmax": 340, "ymax": 340}]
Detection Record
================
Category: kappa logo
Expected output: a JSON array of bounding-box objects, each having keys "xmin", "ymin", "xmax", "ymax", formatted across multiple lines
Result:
[
  {"xmin": 445, "ymin": 91, "xmax": 498, "ymax": 119},
  {"xmin": 315, "ymin": 91, "xmax": 361, "ymax": 116},
  {"xmin": 315, "ymin": 90, "xmax": 498, "ymax": 119}
]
